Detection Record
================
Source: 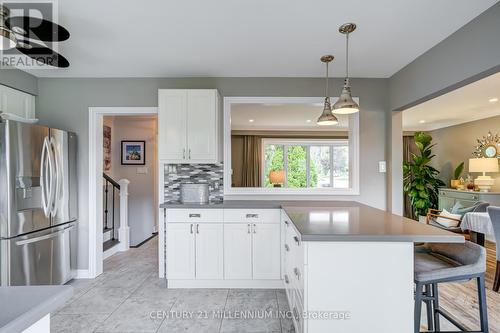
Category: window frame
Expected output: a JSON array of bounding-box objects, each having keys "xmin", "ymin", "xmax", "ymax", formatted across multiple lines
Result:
[
  {"xmin": 261, "ymin": 138, "xmax": 349, "ymax": 189},
  {"xmin": 224, "ymin": 96, "xmax": 360, "ymax": 196}
]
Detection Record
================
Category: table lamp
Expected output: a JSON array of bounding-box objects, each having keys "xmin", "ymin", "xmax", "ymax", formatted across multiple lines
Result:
[
  {"xmin": 268, "ymin": 170, "xmax": 285, "ymax": 187},
  {"xmin": 469, "ymin": 158, "xmax": 499, "ymax": 192}
]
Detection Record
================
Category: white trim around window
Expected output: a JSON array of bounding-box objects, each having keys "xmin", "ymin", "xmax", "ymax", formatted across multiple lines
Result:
[{"xmin": 223, "ymin": 96, "xmax": 360, "ymax": 196}]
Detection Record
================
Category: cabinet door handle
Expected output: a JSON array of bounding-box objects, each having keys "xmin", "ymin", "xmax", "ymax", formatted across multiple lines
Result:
[
  {"xmin": 190, "ymin": 224, "xmax": 193, "ymax": 234},
  {"xmin": 189, "ymin": 214, "xmax": 201, "ymax": 218},
  {"xmin": 293, "ymin": 236, "xmax": 300, "ymax": 246},
  {"xmin": 284, "ymin": 274, "xmax": 289, "ymax": 284},
  {"xmin": 284, "ymin": 220, "xmax": 289, "ymax": 226},
  {"xmin": 284, "ymin": 244, "xmax": 290, "ymax": 252},
  {"xmin": 188, "ymin": 149, "xmax": 191, "ymax": 159},
  {"xmin": 294, "ymin": 267, "xmax": 301, "ymax": 280},
  {"xmin": 293, "ymin": 307, "xmax": 300, "ymax": 322},
  {"xmin": 253, "ymin": 223, "xmax": 256, "ymax": 233},
  {"xmin": 247, "ymin": 224, "xmax": 251, "ymax": 234},
  {"xmin": 246, "ymin": 213, "xmax": 259, "ymax": 218},
  {"xmin": 196, "ymin": 224, "xmax": 199, "ymax": 234},
  {"xmin": 183, "ymin": 148, "xmax": 186, "ymax": 159}
]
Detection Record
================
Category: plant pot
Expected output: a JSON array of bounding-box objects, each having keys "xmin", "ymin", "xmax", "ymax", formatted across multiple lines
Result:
[
  {"xmin": 450, "ymin": 179, "xmax": 461, "ymax": 189},
  {"xmin": 418, "ymin": 215, "xmax": 427, "ymax": 224}
]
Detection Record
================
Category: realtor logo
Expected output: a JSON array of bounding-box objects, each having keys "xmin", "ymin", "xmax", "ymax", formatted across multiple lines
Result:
[{"xmin": 0, "ymin": 0, "xmax": 70, "ymax": 68}]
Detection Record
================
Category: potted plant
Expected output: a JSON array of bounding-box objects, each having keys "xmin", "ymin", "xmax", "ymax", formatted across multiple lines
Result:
[
  {"xmin": 450, "ymin": 162, "xmax": 464, "ymax": 189},
  {"xmin": 403, "ymin": 132, "xmax": 445, "ymax": 223}
]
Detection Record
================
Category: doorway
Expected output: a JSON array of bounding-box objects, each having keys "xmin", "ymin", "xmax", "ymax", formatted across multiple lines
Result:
[{"xmin": 88, "ymin": 107, "xmax": 158, "ymax": 278}]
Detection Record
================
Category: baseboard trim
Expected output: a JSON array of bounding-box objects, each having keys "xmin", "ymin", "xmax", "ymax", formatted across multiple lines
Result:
[
  {"xmin": 166, "ymin": 279, "xmax": 284, "ymax": 289},
  {"xmin": 103, "ymin": 244, "xmax": 120, "ymax": 259},
  {"xmin": 130, "ymin": 233, "xmax": 158, "ymax": 248},
  {"xmin": 75, "ymin": 269, "xmax": 92, "ymax": 279}
]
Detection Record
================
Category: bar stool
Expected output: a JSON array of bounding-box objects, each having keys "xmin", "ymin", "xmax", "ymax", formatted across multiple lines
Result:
[
  {"xmin": 414, "ymin": 242, "xmax": 488, "ymax": 333},
  {"xmin": 486, "ymin": 206, "xmax": 500, "ymax": 292}
]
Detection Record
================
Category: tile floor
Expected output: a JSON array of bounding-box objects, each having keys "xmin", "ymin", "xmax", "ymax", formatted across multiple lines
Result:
[{"xmin": 52, "ymin": 236, "xmax": 294, "ymax": 333}]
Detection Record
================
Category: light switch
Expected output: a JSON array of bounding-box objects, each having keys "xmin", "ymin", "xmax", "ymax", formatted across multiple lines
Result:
[
  {"xmin": 136, "ymin": 167, "xmax": 148, "ymax": 174},
  {"xmin": 378, "ymin": 161, "xmax": 387, "ymax": 173}
]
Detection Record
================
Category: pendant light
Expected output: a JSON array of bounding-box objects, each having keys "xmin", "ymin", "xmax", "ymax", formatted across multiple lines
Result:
[
  {"xmin": 0, "ymin": 6, "xmax": 17, "ymax": 51},
  {"xmin": 317, "ymin": 55, "xmax": 339, "ymax": 126},
  {"xmin": 333, "ymin": 23, "xmax": 359, "ymax": 114}
]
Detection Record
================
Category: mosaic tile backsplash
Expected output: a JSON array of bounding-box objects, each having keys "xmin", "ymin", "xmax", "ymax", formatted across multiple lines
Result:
[{"xmin": 164, "ymin": 163, "xmax": 224, "ymax": 203}]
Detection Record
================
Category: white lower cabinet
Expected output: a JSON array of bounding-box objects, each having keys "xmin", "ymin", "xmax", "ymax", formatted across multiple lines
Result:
[
  {"xmin": 166, "ymin": 223, "xmax": 195, "ymax": 279},
  {"xmin": 252, "ymin": 223, "xmax": 281, "ymax": 279},
  {"xmin": 224, "ymin": 224, "xmax": 252, "ymax": 279},
  {"xmin": 195, "ymin": 223, "xmax": 224, "ymax": 279},
  {"xmin": 165, "ymin": 208, "xmax": 282, "ymax": 286},
  {"xmin": 166, "ymin": 222, "xmax": 223, "ymax": 280}
]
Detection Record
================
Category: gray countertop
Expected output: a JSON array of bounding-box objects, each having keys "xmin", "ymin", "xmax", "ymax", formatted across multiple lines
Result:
[
  {"xmin": 0, "ymin": 285, "xmax": 73, "ymax": 333},
  {"xmin": 160, "ymin": 200, "xmax": 464, "ymax": 243}
]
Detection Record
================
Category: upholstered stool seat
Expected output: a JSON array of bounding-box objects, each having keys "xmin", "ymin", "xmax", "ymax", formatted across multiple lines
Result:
[{"xmin": 414, "ymin": 242, "xmax": 488, "ymax": 333}]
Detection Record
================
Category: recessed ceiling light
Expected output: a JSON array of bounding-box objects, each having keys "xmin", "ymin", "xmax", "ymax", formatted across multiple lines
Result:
[
  {"xmin": 419, "ymin": 120, "xmax": 426, "ymax": 124},
  {"xmin": 248, "ymin": 119, "xmax": 254, "ymax": 123},
  {"xmin": 489, "ymin": 98, "xmax": 498, "ymax": 103},
  {"xmin": 306, "ymin": 119, "xmax": 312, "ymax": 123}
]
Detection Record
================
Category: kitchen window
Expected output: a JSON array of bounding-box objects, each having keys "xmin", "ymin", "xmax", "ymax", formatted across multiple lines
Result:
[{"xmin": 263, "ymin": 139, "xmax": 349, "ymax": 189}]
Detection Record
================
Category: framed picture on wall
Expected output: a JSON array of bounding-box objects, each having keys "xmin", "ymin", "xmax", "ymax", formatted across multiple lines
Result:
[{"xmin": 121, "ymin": 140, "xmax": 146, "ymax": 165}]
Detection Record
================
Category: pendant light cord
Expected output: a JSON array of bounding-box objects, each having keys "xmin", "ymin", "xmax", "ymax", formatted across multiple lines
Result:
[
  {"xmin": 325, "ymin": 61, "xmax": 329, "ymax": 98},
  {"xmin": 345, "ymin": 33, "xmax": 349, "ymax": 79}
]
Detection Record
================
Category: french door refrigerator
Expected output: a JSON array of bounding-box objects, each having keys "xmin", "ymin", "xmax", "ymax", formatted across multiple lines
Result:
[{"xmin": 0, "ymin": 119, "xmax": 78, "ymax": 286}]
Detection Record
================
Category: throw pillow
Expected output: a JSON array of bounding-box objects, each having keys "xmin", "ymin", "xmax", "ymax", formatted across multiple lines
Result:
[{"xmin": 435, "ymin": 209, "xmax": 462, "ymax": 228}]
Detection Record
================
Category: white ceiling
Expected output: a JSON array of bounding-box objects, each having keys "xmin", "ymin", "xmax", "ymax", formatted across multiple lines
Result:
[
  {"xmin": 403, "ymin": 72, "xmax": 500, "ymax": 131},
  {"xmin": 23, "ymin": 0, "xmax": 497, "ymax": 78},
  {"xmin": 231, "ymin": 103, "xmax": 350, "ymax": 131}
]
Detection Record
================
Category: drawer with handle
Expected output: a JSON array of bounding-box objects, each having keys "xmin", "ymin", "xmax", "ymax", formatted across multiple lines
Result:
[
  {"xmin": 165, "ymin": 209, "xmax": 223, "ymax": 222},
  {"xmin": 224, "ymin": 209, "xmax": 281, "ymax": 223}
]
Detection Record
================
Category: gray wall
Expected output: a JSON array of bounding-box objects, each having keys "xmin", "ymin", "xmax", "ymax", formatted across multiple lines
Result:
[
  {"xmin": 0, "ymin": 67, "xmax": 38, "ymax": 95},
  {"xmin": 389, "ymin": 2, "xmax": 500, "ymax": 111},
  {"xmin": 35, "ymin": 77, "xmax": 389, "ymax": 269},
  {"xmin": 429, "ymin": 116, "xmax": 500, "ymax": 191}
]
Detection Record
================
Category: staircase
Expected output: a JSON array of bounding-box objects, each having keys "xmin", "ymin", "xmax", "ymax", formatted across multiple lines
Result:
[{"xmin": 103, "ymin": 173, "xmax": 130, "ymax": 258}]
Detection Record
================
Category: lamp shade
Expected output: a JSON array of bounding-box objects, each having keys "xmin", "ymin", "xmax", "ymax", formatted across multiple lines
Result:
[
  {"xmin": 269, "ymin": 170, "xmax": 285, "ymax": 184},
  {"xmin": 469, "ymin": 158, "xmax": 499, "ymax": 173}
]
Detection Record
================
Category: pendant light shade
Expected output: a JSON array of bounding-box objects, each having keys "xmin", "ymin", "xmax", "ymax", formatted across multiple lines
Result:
[
  {"xmin": 317, "ymin": 97, "xmax": 338, "ymax": 126},
  {"xmin": 317, "ymin": 55, "xmax": 338, "ymax": 126},
  {"xmin": 333, "ymin": 23, "xmax": 359, "ymax": 114},
  {"xmin": 333, "ymin": 78, "xmax": 359, "ymax": 114}
]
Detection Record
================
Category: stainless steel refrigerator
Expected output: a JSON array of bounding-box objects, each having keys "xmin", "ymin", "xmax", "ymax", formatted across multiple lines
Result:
[{"xmin": 0, "ymin": 119, "xmax": 78, "ymax": 286}]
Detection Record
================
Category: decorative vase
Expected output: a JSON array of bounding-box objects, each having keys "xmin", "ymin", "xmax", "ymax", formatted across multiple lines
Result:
[{"xmin": 450, "ymin": 179, "xmax": 461, "ymax": 189}]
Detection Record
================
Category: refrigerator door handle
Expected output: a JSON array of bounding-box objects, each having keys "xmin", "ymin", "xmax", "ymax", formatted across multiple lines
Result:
[
  {"xmin": 46, "ymin": 137, "xmax": 56, "ymax": 218},
  {"xmin": 49, "ymin": 137, "xmax": 60, "ymax": 217},
  {"xmin": 14, "ymin": 224, "xmax": 74, "ymax": 246},
  {"xmin": 40, "ymin": 137, "xmax": 51, "ymax": 217}
]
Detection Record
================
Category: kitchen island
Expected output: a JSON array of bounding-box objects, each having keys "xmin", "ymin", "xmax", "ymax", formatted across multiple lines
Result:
[
  {"xmin": 159, "ymin": 200, "xmax": 463, "ymax": 333},
  {"xmin": 0, "ymin": 285, "xmax": 73, "ymax": 333}
]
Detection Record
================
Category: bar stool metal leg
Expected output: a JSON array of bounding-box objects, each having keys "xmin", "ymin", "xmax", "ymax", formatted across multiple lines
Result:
[
  {"xmin": 432, "ymin": 283, "xmax": 441, "ymax": 331},
  {"xmin": 477, "ymin": 275, "xmax": 489, "ymax": 333},
  {"xmin": 424, "ymin": 284, "xmax": 434, "ymax": 331},
  {"xmin": 414, "ymin": 282, "xmax": 423, "ymax": 333}
]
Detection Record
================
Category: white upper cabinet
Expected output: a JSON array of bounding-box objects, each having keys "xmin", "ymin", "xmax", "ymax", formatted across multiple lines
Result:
[
  {"xmin": 158, "ymin": 90, "xmax": 187, "ymax": 161},
  {"xmin": 158, "ymin": 89, "xmax": 220, "ymax": 163},
  {"xmin": 0, "ymin": 85, "xmax": 35, "ymax": 119}
]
